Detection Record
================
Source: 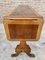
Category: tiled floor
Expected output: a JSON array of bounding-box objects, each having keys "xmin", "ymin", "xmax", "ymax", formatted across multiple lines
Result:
[{"xmin": 0, "ymin": 23, "xmax": 45, "ymax": 60}]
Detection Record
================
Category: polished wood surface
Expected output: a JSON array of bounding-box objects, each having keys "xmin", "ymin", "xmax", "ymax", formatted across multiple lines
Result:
[
  {"xmin": 3, "ymin": 19, "xmax": 43, "ymax": 41},
  {"xmin": 3, "ymin": 5, "xmax": 43, "ymax": 57},
  {"xmin": 4, "ymin": 5, "xmax": 42, "ymax": 19},
  {"xmin": 8, "ymin": 24, "xmax": 38, "ymax": 39}
]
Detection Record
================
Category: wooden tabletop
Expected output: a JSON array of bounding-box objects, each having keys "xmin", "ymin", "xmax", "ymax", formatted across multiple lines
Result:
[{"xmin": 4, "ymin": 5, "xmax": 43, "ymax": 20}]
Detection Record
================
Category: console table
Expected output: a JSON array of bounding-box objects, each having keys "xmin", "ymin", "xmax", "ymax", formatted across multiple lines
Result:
[{"xmin": 3, "ymin": 5, "xmax": 43, "ymax": 57}]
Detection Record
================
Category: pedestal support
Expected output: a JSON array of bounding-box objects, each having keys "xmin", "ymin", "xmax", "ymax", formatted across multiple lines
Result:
[{"xmin": 11, "ymin": 41, "xmax": 35, "ymax": 57}]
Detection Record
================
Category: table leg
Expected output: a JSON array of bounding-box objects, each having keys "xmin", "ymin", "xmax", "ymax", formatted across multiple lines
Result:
[{"xmin": 11, "ymin": 41, "xmax": 35, "ymax": 57}]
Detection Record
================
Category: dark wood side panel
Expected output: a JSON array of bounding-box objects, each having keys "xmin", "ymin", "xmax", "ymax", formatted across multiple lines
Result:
[{"xmin": 8, "ymin": 24, "xmax": 38, "ymax": 39}]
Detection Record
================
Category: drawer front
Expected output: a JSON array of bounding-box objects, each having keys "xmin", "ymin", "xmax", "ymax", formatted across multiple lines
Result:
[{"xmin": 8, "ymin": 24, "xmax": 38, "ymax": 39}]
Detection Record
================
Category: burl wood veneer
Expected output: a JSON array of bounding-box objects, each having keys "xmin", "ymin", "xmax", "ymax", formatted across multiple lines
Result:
[{"xmin": 3, "ymin": 5, "xmax": 44, "ymax": 57}]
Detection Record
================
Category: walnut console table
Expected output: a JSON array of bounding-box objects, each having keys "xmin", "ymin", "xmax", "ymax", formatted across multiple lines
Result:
[{"xmin": 3, "ymin": 5, "xmax": 43, "ymax": 57}]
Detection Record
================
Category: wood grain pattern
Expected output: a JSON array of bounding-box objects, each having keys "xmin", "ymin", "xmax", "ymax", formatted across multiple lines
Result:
[
  {"xmin": 4, "ymin": 5, "xmax": 43, "ymax": 19},
  {"xmin": 8, "ymin": 24, "xmax": 38, "ymax": 39},
  {"xmin": 3, "ymin": 19, "xmax": 43, "ymax": 41}
]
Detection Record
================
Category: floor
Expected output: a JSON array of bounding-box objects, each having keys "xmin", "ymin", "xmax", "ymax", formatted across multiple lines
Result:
[{"xmin": 0, "ymin": 23, "xmax": 45, "ymax": 60}]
